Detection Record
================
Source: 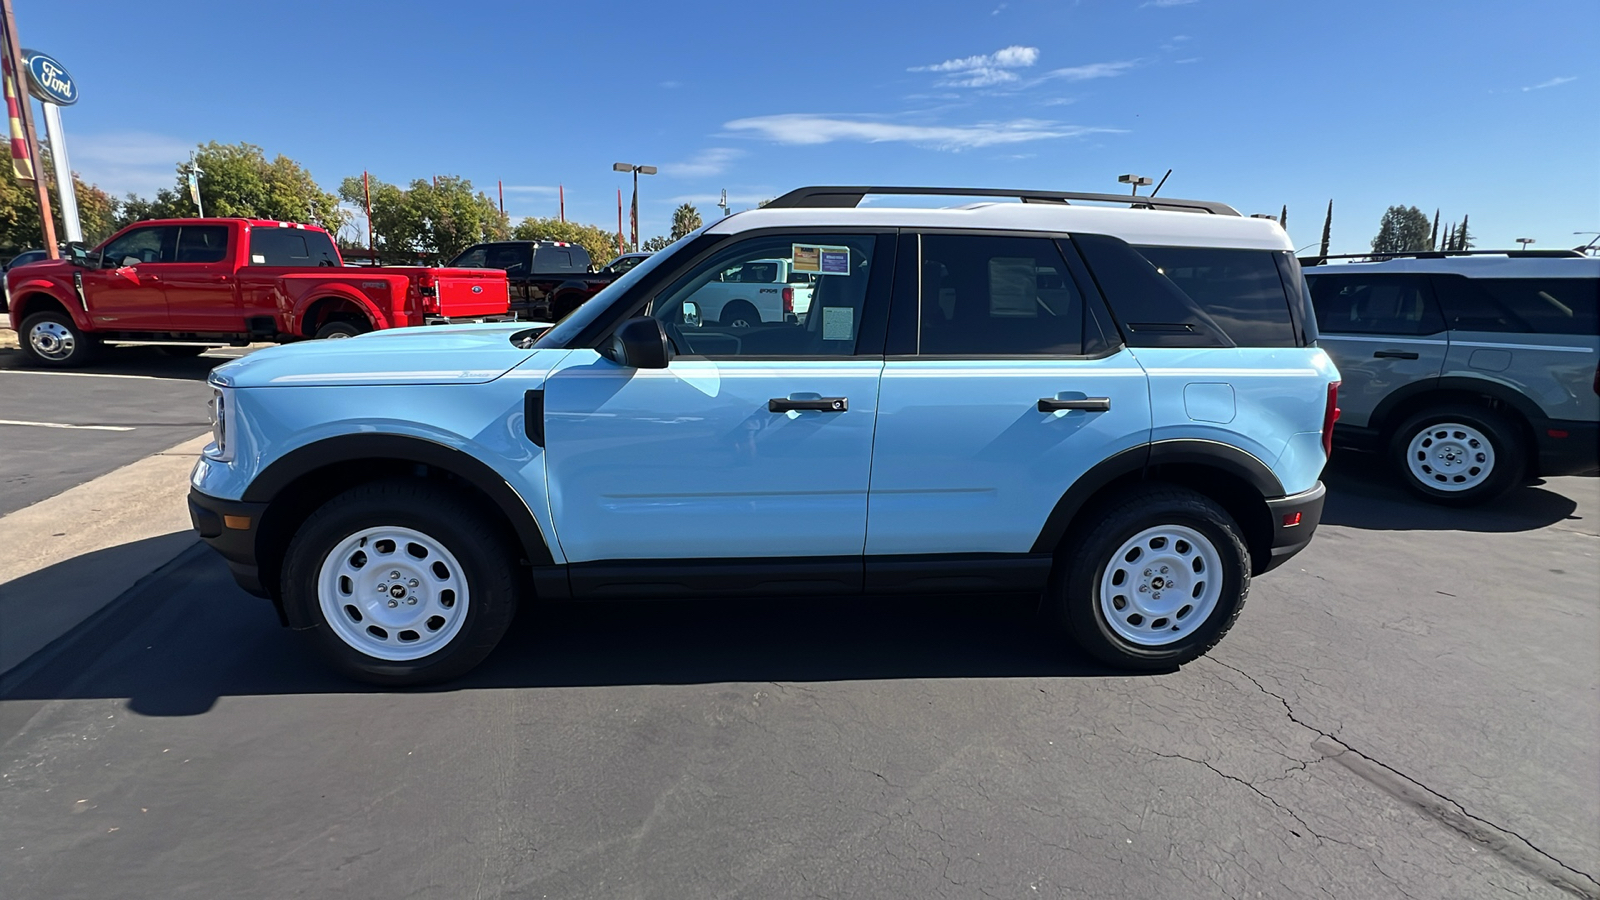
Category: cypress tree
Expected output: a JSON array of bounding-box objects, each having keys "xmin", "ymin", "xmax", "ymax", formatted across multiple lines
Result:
[
  {"xmin": 1457, "ymin": 214, "xmax": 1472, "ymax": 251},
  {"xmin": 1318, "ymin": 200, "xmax": 1332, "ymax": 257},
  {"xmin": 1430, "ymin": 209, "xmax": 1440, "ymax": 250},
  {"xmin": 1280, "ymin": 204, "xmax": 1288, "ymax": 232}
]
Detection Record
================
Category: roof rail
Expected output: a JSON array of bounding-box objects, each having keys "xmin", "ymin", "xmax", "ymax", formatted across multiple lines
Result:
[
  {"xmin": 1301, "ymin": 249, "xmax": 1587, "ymax": 266},
  {"xmin": 762, "ymin": 185, "xmax": 1241, "ymax": 216}
]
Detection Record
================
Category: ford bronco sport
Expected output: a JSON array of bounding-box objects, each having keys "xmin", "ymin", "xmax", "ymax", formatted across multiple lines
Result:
[{"xmin": 190, "ymin": 186, "xmax": 1341, "ymax": 685}]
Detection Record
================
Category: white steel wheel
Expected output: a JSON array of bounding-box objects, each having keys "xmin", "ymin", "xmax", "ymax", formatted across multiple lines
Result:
[
  {"xmin": 1098, "ymin": 524, "xmax": 1224, "ymax": 647},
  {"xmin": 1405, "ymin": 421, "xmax": 1495, "ymax": 493},
  {"xmin": 28, "ymin": 319, "xmax": 77, "ymax": 361},
  {"xmin": 316, "ymin": 525, "xmax": 470, "ymax": 661}
]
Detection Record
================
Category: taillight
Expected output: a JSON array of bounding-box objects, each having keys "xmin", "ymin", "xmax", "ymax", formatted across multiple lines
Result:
[
  {"xmin": 782, "ymin": 286, "xmax": 794, "ymax": 315},
  {"xmin": 1322, "ymin": 381, "xmax": 1341, "ymax": 457},
  {"xmin": 418, "ymin": 271, "xmax": 439, "ymax": 313}
]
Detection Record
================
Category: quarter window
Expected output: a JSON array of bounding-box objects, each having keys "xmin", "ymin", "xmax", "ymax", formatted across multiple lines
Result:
[
  {"xmin": 1137, "ymin": 247, "xmax": 1299, "ymax": 347},
  {"xmin": 1307, "ymin": 274, "xmax": 1445, "ymax": 335},
  {"xmin": 651, "ymin": 234, "xmax": 878, "ymax": 357},
  {"xmin": 1468, "ymin": 277, "xmax": 1598, "ymax": 336},
  {"xmin": 918, "ymin": 234, "xmax": 1086, "ymax": 356}
]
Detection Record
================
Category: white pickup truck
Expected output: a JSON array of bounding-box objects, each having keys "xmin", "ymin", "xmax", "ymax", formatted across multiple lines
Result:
[{"xmin": 681, "ymin": 257, "xmax": 815, "ymax": 327}]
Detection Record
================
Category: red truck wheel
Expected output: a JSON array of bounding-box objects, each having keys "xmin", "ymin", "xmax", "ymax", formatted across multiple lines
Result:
[
  {"xmin": 19, "ymin": 311, "xmax": 99, "ymax": 367},
  {"xmin": 315, "ymin": 320, "xmax": 368, "ymax": 339}
]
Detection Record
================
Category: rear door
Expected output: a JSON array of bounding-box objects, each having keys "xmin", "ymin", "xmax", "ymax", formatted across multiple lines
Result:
[
  {"xmin": 1304, "ymin": 272, "xmax": 1448, "ymax": 429},
  {"xmin": 81, "ymin": 224, "xmax": 175, "ymax": 330},
  {"xmin": 865, "ymin": 232, "xmax": 1151, "ymax": 564},
  {"xmin": 163, "ymin": 224, "xmax": 239, "ymax": 332}
]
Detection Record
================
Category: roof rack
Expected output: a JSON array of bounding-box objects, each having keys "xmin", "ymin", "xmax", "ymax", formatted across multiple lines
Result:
[
  {"xmin": 1301, "ymin": 249, "xmax": 1587, "ymax": 265},
  {"xmin": 762, "ymin": 185, "xmax": 1241, "ymax": 216}
]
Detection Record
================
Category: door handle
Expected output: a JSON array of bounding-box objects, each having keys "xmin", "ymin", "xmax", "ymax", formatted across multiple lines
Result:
[
  {"xmin": 769, "ymin": 397, "xmax": 848, "ymax": 413},
  {"xmin": 1038, "ymin": 397, "xmax": 1111, "ymax": 412},
  {"xmin": 1372, "ymin": 350, "xmax": 1419, "ymax": 360}
]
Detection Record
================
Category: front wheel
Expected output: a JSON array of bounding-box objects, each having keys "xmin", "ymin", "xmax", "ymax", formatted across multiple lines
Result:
[
  {"xmin": 1389, "ymin": 405, "xmax": 1524, "ymax": 506},
  {"xmin": 19, "ymin": 311, "xmax": 98, "ymax": 367},
  {"xmin": 1051, "ymin": 485, "xmax": 1251, "ymax": 670},
  {"xmin": 281, "ymin": 480, "xmax": 521, "ymax": 685}
]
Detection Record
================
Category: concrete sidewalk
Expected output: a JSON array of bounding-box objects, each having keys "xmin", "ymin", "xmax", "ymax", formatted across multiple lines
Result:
[{"xmin": 0, "ymin": 433, "xmax": 208, "ymax": 681}]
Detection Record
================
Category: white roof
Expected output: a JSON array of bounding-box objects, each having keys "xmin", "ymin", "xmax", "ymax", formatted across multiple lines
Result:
[
  {"xmin": 1303, "ymin": 255, "xmax": 1600, "ymax": 279},
  {"xmin": 707, "ymin": 202, "xmax": 1293, "ymax": 251}
]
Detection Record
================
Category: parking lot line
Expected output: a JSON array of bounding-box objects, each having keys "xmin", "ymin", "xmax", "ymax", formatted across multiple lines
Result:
[
  {"xmin": 0, "ymin": 419, "xmax": 136, "ymax": 431},
  {"xmin": 0, "ymin": 369, "xmax": 194, "ymax": 382}
]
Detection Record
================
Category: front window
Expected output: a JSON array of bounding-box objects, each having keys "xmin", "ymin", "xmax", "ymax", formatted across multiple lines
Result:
[
  {"xmin": 100, "ymin": 226, "xmax": 175, "ymax": 267},
  {"xmin": 650, "ymin": 234, "xmax": 877, "ymax": 357}
]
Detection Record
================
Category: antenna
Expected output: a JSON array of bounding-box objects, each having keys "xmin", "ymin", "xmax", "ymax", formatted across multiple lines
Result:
[{"xmin": 1149, "ymin": 169, "xmax": 1173, "ymax": 198}]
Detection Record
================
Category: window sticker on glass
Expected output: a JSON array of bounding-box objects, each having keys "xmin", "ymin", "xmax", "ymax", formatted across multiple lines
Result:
[
  {"xmin": 251, "ymin": 254, "xmax": 267, "ymax": 264},
  {"xmin": 822, "ymin": 306, "xmax": 854, "ymax": 340},
  {"xmin": 792, "ymin": 244, "xmax": 851, "ymax": 275},
  {"xmin": 989, "ymin": 257, "xmax": 1039, "ymax": 317}
]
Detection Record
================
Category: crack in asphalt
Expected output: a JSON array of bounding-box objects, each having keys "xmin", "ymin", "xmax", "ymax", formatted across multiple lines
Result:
[{"xmin": 1208, "ymin": 658, "xmax": 1600, "ymax": 900}]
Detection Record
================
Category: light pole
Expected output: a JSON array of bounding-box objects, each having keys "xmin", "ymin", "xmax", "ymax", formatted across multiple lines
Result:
[
  {"xmin": 612, "ymin": 162, "xmax": 656, "ymax": 250},
  {"xmin": 1118, "ymin": 173, "xmax": 1153, "ymax": 196},
  {"xmin": 1515, "ymin": 237, "xmax": 1535, "ymax": 251}
]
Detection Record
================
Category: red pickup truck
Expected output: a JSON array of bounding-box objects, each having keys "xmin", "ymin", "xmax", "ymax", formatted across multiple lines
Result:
[{"xmin": 4, "ymin": 218, "xmax": 510, "ymax": 367}]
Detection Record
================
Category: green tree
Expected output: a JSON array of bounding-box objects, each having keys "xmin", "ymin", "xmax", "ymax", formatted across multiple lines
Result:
[
  {"xmin": 670, "ymin": 203, "xmax": 703, "ymax": 241},
  {"xmin": 1371, "ymin": 205, "xmax": 1433, "ymax": 254},
  {"xmin": 0, "ymin": 145, "xmax": 120, "ymax": 255},
  {"xmin": 175, "ymin": 142, "xmax": 344, "ymax": 232},
  {"xmin": 1455, "ymin": 214, "xmax": 1472, "ymax": 251},
  {"xmin": 641, "ymin": 235, "xmax": 671, "ymax": 252},
  {"xmin": 113, "ymin": 191, "xmax": 174, "ymax": 229},
  {"xmin": 1279, "ymin": 204, "xmax": 1287, "ymax": 233},
  {"xmin": 339, "ymin": 174, "xmax": 508, "ymax": 262},
  {"xmin": 511, "ymin": 216, "xmax": 620, "ymax": 269},
  {"xmin": 1429, "ymin": 209, "xmax": 1441, "ymax": 250},
  {"xmin": 1318, "ymin": 200, "xmax": 1332, "ymax": 257}
]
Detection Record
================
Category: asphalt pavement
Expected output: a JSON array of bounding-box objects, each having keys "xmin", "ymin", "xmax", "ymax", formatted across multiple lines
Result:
[
  {"xmin": 1, "ymin": 454, "xmax": 1595, "ymax": 899},
  {"xmin": 0, "ymin": 344, "xmax": 250, "ymax": 516}
]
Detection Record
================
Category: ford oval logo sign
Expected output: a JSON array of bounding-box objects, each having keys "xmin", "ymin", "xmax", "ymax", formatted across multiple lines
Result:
[
  {"xmin": 21, "ymin": 51, "xmax": 77, "ymax": 106},
  {"xmin": 471, "ymin": 285, "xmax": 482, "ymax": 293}
]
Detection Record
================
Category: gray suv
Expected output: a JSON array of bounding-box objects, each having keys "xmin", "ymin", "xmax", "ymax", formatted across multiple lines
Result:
[{"xmin": 1303, "ymin": 250, "xmax": 1598, "ymax": 505}]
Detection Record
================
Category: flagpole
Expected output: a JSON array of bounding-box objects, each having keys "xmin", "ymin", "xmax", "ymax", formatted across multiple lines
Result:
[{"xmin": 0, "ymin": 0, "xmax": 57, "ymax": 258}]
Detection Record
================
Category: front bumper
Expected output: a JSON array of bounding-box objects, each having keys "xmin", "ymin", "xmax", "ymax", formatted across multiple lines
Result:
[
  {"xmin": 188, "ymin": 488, "xmax": 270, "ymax": 599},
  {"xmin": 1261, "ymin": 481, "xmax": 1326, "ymax": 573}
]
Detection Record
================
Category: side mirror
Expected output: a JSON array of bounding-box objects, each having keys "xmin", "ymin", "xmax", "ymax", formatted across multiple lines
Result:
[
  {"xmin": 681, "ymin": 300, "xmax": 702, "ymax": 328},
  {"xmin": 608, "ymin": 316, "xmax": 672, "ymax": 369}
]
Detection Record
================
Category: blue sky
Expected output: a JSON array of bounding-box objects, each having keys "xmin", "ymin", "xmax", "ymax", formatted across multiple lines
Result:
[{"xmin": 17, "ymin": 0, "xmax": 1599, "ymax": 254}]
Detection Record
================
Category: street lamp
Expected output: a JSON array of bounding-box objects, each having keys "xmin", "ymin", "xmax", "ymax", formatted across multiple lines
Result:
[
  {"xmin": 1515, "ymin": 237, "xmax": 1535, "ymax": 251},
  {"xmin": 1118, "ymin": 173, "xmax": 1153, "ymax": 196},
  {"xmin": 613, "ymin": 162, "xmax": 657, "ymax": 250}
]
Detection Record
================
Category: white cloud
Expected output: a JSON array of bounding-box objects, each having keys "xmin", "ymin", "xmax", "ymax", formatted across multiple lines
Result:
[
  {"xmin": 723, "ymin": 114, "xmax": 1122, "ymax": 150},
  {"xmin": 1522, "ymin": 76, "xmax": 1576, "ymax": 91},
  {"xmin": 911, "ymin": 45, "xmax": 1040, "ymax": 89},
  {"xmin": 67, "ymin": 132, "xmax": 193, "ymax": 197},
  {"xmin": 991, "ymin": 3, "xmax": 1007, "ymax": 14},
  {"xmin": 501, "ymin": 185, "xmax": 559, "ymax": 194},
  {"xmin": 1041, "ymin": 60, "xmax": 1139, "ymax": 82},
  {"xmin": 660, "ymin": 148, "xmax": 743, "ymax": 178},
  {"xmin": 1174, "ymin": 57, "xmax": 1201, "ymax": 64}
]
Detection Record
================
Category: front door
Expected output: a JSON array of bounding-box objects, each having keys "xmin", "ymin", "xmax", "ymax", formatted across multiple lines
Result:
[
  {"xmin": 866, "ymin": 232, "xmax": 1153, "ymax": 557},
  {"xmin": 540, "ymin": 232, "xmax": 892, "ymax": 589},
  {"xmin": 163, "ymin": 224, "xmax": 240, "ymax": 332},
  {"xmin": 1304, "ymin": 272, "xmax": 1448, "ymax": 430},
  {"xmin": 83, "ymin": 224, "xmax": 175, "ymax": 331}
]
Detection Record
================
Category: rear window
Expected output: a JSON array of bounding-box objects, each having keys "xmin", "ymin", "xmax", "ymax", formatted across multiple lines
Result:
[
  {"xmin": 1472, "ymin": 277, "xmax": 1598, "ymax": 336},
  {"xmin": 249, "ymin": 228, "xmax": 340, "ymax": 266},
  {"xmin": 533, "ymin": 245, "xmax": 589, "ymax": 273},
  {"xmin": 1136, "ymin": 246, "xmax": 1299, "ymax": 347},
  {"xmin": 176, "ymin": 225, "xmax": 229, "ymax": 263}
]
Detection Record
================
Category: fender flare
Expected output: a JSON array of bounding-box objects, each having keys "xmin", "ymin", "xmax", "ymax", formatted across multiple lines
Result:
[
  {"xmin": 1029, "ymin": 439, "xmax": 1283, "ymax": 553},
  {"xmin": 1368, "ymin": 375, "xmax": 1544, "ymax": 436},
  {"xmin": 291, "ymin": 285, "xmax": 386, "ymax": 334},
  {"xmin": 244, "ymin": 433, "xmax": 554, "ymax": 566}
]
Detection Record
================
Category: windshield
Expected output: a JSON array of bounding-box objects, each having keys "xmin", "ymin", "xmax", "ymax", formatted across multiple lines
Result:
[{"xmin": 535, "ymin": 230, "xmax": 705, "ymax": 347}]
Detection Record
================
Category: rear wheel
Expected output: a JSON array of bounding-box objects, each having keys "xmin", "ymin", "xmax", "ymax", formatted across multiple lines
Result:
[
  {"xmin": 549, "ymin": 292, "xmax": 584, "ymax": 321},
  {"xmin": 1389, "ymin": 404, "xmax": 1523, "ymax": 506},
  {"xmin": 19, "ymin": 311, "xmax": 98, "ymax": 367},
  {"xmin": 281, "ymin": 480, "xmax": 521, "ymax": 685},
  {"xmin": 1051, "ymin": 485, "xmax": 1251, "ymax": 670},
  {"xmin": 314, "ymin": 319, "xmax": 368, "ymax": 339},
  {"xmin": 720, "ymin": 300, "xmax": 759, "ymax": 329}
]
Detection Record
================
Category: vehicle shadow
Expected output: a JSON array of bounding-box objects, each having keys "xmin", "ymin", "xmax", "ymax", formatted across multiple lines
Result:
[
  {"xmin": 0, "ymin": 550, "xmax": 1128, "ymax": 719},
  {"xmin": 0, "ymin": 343, "xmax": 243, "ymax": 378},
  {"xmin": 1321, "ymin": 449, "xmax": 1582, "ymax": 533}
]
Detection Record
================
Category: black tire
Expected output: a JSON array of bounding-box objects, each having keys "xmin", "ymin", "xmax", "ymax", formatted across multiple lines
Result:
[
  {"xmin": 1388, "ymin": 404, "xmax": 1524, "ymax": 506},
  {"xmin": 281, "ymin": 480, "xmax": 521, "ymax": 686},
  {"xmin": 1051, "ymin": 485, "xmax": 1251, "ymax": 671},
  {"xmin": 549, "ymin": 292, "xmax": 584, "ymax": 322},
  {"xmin": 158, "ymin": 345, "xmax": 209, "ymax": 358},
  {"xmin": 18, "ymin": 310, "xmax": 99, "ymax": 367},
  {"xmin": 720, "ymin": 300, "xmax": 759, "ymax": 329},
  {"xmin": 314, "ymin": 319, "xmax": 368, "ymax": 339}
]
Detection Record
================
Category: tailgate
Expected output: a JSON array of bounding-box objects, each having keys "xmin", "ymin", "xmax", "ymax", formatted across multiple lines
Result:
[{"xmin": 432, "ymin": 268, "xmax": 511, "ymax": 317}]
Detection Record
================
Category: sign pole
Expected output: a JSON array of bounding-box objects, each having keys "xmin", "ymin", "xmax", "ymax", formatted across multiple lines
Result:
[
  {"xmin": 363, "ymin": 170, "xmax": 374, "ymax": 257},
  {"xmin": 0, "ymin": 0, "xmax": 57, "ymax": 258},
  {"xmin": 41, "ymin": 101, "xmax": 78, "ymax": 241}
]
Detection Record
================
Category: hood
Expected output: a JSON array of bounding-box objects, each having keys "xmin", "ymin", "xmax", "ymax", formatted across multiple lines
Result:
[{"xmin": 213, "ymin": 323, "xmax": 540, "ymax": 388}]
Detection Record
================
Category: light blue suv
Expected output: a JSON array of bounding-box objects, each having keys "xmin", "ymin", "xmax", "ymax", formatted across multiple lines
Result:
[{"xmin": 189, "ymin": 186, "xmax": 1341, "ymax": 685}]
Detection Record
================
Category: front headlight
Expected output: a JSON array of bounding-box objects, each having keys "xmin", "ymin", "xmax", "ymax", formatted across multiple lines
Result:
[{"xmin": 205, "ymin": 386, "xmax": 235, "ymax": 461}]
